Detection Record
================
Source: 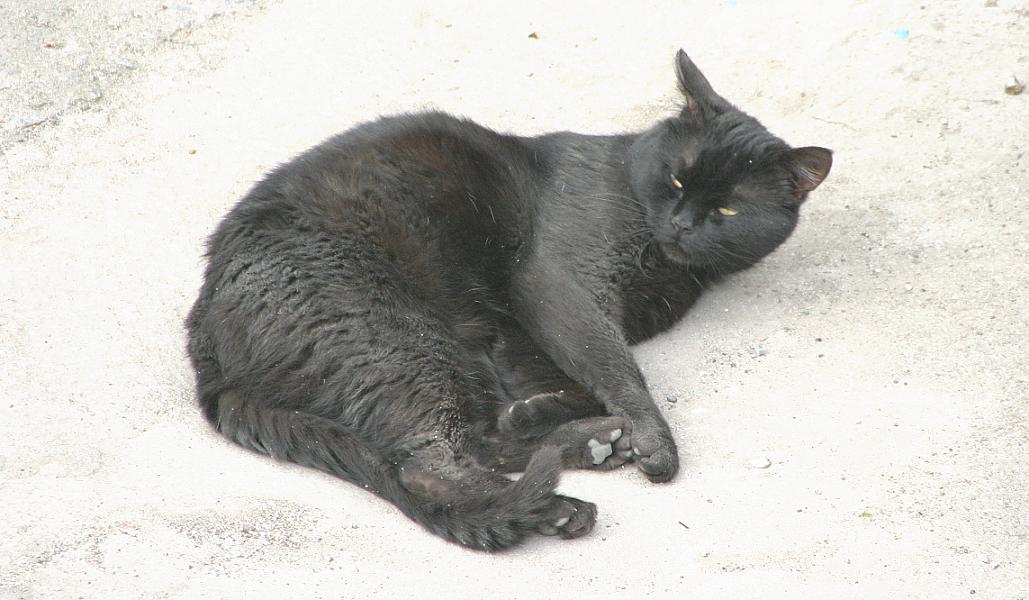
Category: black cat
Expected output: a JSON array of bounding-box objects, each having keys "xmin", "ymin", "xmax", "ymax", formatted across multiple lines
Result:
[{"xmin": 185, "ymin": 50, "xmax": 831, "ymax": 551}]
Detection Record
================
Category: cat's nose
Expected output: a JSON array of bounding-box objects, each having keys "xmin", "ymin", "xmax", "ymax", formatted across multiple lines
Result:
[{"xmin": 671, "ymin": 215, "xmax": 693, "ymax": 233}]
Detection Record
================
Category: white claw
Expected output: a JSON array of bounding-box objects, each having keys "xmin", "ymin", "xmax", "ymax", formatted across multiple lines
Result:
[
  {"xmin": 609, "ymin": 428, "xmax": 622, "ymax": 442},
  {"xmin": 554, "ymin": 516, "xmax": 570, "ymax": 527}
]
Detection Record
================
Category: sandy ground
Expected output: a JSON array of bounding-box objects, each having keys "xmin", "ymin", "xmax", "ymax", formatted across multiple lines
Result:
[{"xmin": 2, "ymin": 1, "xmax": 1027, "ymax": 598}]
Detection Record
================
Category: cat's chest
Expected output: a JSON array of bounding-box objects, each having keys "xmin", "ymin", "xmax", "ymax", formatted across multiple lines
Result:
[
  {"xmin": 620, "ymin": 266, "xmax": 698, "ymax": 309},
  {"xmin": 609, "ymin": 255, "xmax": 706, "ymax": 343}
]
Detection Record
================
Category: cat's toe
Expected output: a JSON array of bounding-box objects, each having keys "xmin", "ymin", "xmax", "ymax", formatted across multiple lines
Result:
[{"xmin": 614, "ymin": 432, "xmax": 634, "ymax": 459}]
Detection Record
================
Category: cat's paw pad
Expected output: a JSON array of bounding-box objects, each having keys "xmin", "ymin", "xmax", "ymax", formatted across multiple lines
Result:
[
  {"xmin": 561, "ymin": 417, "xmax": 633, "ymax": 471},
  {"xmin": 587, "ymin": 436, "xmax": 614, "ymax": 464},
  {"xmin": 586, "ymin": 427, "xmax": 632, "ymax": 464},
  {"xmin": 536, "ymin": 496, "xmax": 597, "ymax": 539}
]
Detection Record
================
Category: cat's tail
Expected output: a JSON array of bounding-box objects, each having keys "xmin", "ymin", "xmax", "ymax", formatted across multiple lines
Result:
[{"xmin": 208, "ymin": 389, "xmax": 566, "ymax": 551}]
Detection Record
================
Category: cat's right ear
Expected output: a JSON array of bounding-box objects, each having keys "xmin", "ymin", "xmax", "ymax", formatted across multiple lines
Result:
[
  {"xmin": 675, "ymin": 49, "xmax": 733, "ymax": 119},
  {"xmin": 783, "ymin": 146, "xmax": 833, "ymax": 199}
]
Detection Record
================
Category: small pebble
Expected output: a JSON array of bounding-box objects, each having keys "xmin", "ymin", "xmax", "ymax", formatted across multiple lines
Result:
[
  {"xmin": 20, "ymin": 115, "xmax": 48, "ymax": 128},
  {"xmin": 753, "ymin": 346, "xmax": 767, "ymax": 357},
  {"xmin": 748, "ymin": 457, "xmax": 772, "ymax": 469},
  {"xmin": 666, "ymin": 393, "xmax": 678, "ymax": 403}
]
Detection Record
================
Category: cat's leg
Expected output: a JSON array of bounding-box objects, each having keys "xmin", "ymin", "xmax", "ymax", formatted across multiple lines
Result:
[
  {"xmin": 477, "ymin": 415, "xmax": 635, "ymax": 473},
  {"xmin": 321, "ymin": 306, "xmax": 603, "ymax": 545},
  {"xmin": 489, "ymin": 326, "xmax": 606, "ymax": 437},
  {"xmin": 195, "ymin": 283, "xmax": 599, "ymax": 550},
  {"xmin": 509, "ymin": 263, "xmax": 679, "ymax": 482},
  {"xmin": 396, "ymin": 440, "xmax": 597, "ymax": 542}
]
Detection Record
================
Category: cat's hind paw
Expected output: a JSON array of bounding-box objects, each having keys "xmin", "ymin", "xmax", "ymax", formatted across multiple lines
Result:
[
  {"xmin": 552, "ymin": 416, "xmax": 634, "ymax": 471},
  {"xmin": 498, "ymin": 391, "xmax": 581, "ymax": 437},
  {"xmin": 535, "ymin": 495, "xmax": 597, "ymax": 539}
]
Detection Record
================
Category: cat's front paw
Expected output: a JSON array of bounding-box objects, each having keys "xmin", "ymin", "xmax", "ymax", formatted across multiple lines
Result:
[{"xmin": 630, "ymin": 423, "xmax": 679, "ymax": 483}]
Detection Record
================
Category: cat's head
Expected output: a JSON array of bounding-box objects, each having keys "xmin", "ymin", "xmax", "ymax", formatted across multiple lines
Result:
[{"xmin": 629, "ymin": 50, "xmax": 832, "ymax": 272}]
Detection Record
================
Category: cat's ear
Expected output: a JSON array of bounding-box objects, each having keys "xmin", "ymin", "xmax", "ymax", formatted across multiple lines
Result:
[
  {"xmin": 783, "ymin": 147, "xmax": 833, "ymax": 198},
  {"xmin": 675, "ymin": 49, "xmax": 733, "ymax": 118}
]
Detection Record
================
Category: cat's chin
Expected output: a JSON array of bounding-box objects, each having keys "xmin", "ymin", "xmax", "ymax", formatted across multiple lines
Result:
[
  {"xmin": 658, "ymin": 241, "xmax": 722, "ymax": 270},
  {"xmin": 657, "ymin": 242, "xmax": 692, "ymax": 265}
]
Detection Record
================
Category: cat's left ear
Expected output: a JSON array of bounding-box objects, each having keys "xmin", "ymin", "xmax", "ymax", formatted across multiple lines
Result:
[
  {"xmin": 783, "ymin": 147, "xmax": 833, "ymax": 199},
  {"xmin": 675, "ymin": 49, "xmax": 733, "ymax": 119}
]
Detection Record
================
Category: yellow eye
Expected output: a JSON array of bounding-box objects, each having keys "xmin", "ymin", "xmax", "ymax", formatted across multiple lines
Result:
[
  {"xmin": 671, "ymin": 174, "xmax": 683, "ymax": 189},
  {"xmin": 717, "ymin": 207, "xmax": 738, "ymax": 216}
]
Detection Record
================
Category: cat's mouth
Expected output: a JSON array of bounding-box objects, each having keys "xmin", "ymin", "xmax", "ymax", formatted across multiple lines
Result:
[
  {"xmin": 656, "ymin": 234, "xmax": 721, "ymax": 268},
  {"xmin": 657, "ymin": 240, "xmax": 694, "ymax": 265},
  {"xmin": 659, "ymin": 238, "xmax": 758, "ymax": 274}
]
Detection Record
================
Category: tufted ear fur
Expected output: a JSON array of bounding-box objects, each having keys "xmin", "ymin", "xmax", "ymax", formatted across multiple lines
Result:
[{"xmin": 675, "ymin": 49, "xmax": 733, "ymax": 119}]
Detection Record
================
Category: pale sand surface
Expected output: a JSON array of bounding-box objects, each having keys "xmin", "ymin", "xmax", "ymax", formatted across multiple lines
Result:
[{"xmin": 2, "ymin": 1, "xmax": 1026, "ymax": 598}]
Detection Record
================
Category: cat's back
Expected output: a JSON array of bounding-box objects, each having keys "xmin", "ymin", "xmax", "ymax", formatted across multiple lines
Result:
[
  {"xmin": 207, "ymin": 111, "xmax": 538, "ymax": 254},
  {"xmin": 193, "ymin": 110, "xmax": 548, "ymax": 333}
]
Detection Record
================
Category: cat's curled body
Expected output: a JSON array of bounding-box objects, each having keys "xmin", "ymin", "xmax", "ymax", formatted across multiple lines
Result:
[{"xmin": 186, "ymin": 51, "xmax": 831, "ymax": 550}]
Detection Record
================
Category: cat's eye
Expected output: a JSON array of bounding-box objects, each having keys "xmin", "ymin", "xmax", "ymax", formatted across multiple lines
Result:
[
  {"xmin": 670, "ymin": 174, "xmax": 683, "ymax": 189},
  {"xmin": 717, "ymin": 207, "xmax": 738, "ymax": 216}
]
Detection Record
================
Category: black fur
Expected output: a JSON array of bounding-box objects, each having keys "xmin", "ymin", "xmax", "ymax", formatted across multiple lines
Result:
[{"xmin": 185, "ymin": 50, "xmax": 831, "ymax": 551}]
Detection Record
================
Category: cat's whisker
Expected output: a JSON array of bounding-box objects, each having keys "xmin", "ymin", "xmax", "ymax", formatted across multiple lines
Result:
[
  {"xmin": 716, "ymin": 244, "xmax": 761, "ymax": 262},
  {"xmin": 586, "ymin": 191, "xmax": 650, "ymax": 210},
  {"xmin": 588, "ymin": 197, "xmax": 650, "ymax": 218}
]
